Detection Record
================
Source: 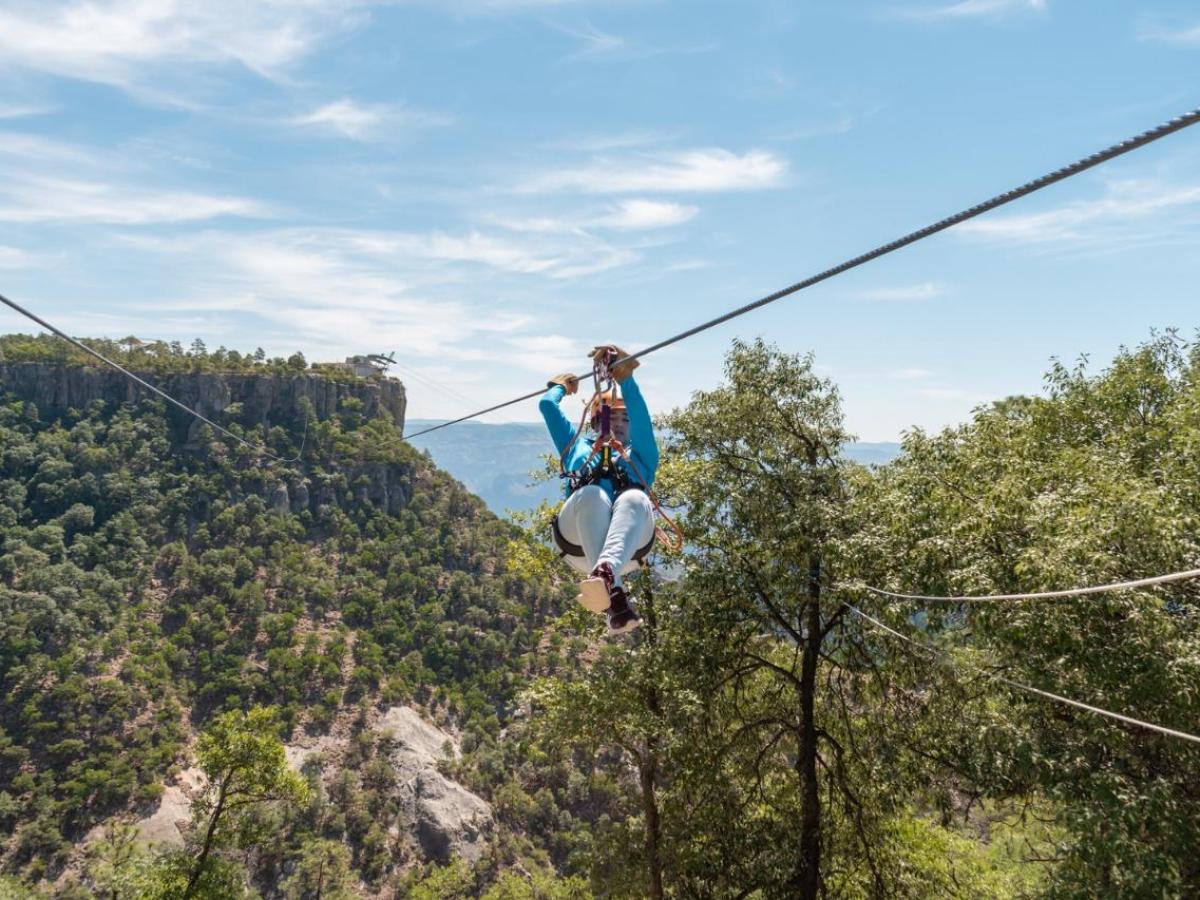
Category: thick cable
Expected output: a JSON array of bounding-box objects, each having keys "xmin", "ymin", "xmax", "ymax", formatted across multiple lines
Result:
[
  {"xmin": 0, "ymin": 291, "xmax": 305, "ymax": 464},
  {"xmin": 846, "ymin": 603, "xmax": 1200, "ymax": 746},
  {"xmin": 859, "ymin": 566, "xmax": 1200, "ymax": 603},
  {"xmin": 399, "ymin": 106, "xmax": 1200, "ymax": 440},
  {"xmin": 392, "ymin": 387, "xmax": 547, "ymax": 443}
]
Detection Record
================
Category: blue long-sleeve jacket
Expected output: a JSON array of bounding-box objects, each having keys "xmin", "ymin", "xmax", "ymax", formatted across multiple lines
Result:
[{"xmin": 539, "ymin": 374, "xmax": 659, "ymax": 501}]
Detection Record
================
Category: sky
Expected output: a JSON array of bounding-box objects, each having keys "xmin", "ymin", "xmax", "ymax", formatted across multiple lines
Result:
[{"xmin": 0, "ymin": 0, "xmax": 1198, "ymax": 441}]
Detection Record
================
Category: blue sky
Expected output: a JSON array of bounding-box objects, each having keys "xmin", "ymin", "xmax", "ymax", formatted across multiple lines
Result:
[{"xmin": 0, "ymin": 0, "xmax": 1198, "ymax": 441}]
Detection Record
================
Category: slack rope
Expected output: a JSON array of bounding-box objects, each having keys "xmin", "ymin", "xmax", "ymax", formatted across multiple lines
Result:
[{"xmin": 858, "ymin": 567, "xmax": 1200, "ymax": 603}]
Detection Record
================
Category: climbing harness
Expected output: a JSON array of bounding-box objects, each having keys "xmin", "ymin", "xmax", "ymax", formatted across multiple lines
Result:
[{"xmin": 551, "ymin": 348, "xmax": 685, "ymax": 557}]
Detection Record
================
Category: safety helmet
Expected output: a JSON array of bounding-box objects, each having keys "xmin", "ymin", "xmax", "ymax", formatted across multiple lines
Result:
[{"xmin": 588, "ymin": 389, "xmax": 627, "ymax": 427}]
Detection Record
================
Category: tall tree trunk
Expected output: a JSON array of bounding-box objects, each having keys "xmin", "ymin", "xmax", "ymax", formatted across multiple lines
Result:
[
  {"xmin": 794, "ymin": 555, "xmax": 822, "ymax": 900},
  {"xmin": 184, "ymin": 775, "xmax": 229, "ymax": 900},
  {"xmin": 639, "ymin": 749, "xmax": 666, "ymax": 900},
  {"xmin": 637, "ymin": 579, "xmax": 666, "ymax": 900}
]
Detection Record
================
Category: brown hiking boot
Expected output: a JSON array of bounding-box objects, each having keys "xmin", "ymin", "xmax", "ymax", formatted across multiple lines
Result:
[{"xmin": 605, "ymin": 585, "xmax": 641, "ymax": 636}]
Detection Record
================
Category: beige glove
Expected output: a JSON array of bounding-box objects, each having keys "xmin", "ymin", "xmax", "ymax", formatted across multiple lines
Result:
[
  {"xmin": 547, "ymin": 373, "xmax": 580, "ymax": 395},
  {"xmin": 589, "ymin": 344, "xmax": 640, "ymax": 382}
]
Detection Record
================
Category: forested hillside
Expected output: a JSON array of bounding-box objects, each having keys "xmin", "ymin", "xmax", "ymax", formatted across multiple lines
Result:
[
  {"xmin": 0, "ymin": 332, "xmax": 1197, "ymax": 898},
  {"xmin": 0, "ymin": 335, "xmax": 580, "ymax": 897}
]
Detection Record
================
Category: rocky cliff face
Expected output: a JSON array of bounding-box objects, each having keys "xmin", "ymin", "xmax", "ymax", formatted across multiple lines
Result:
[
  {"xmin": 0, "ymin": 362, "xmax": 406, "ymax": 440},
  {"xmin": 283, "ymin": 706, "xmax": 495, "ymax": 865},
  {"xmin": 0, "ymin": 361, "xmax": 417, "ymax": 528}
]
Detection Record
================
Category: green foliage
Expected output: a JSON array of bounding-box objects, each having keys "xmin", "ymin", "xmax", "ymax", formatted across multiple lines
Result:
[
  {"xmin": 850, "ymin": 332, "xmax": 1200, "ymax": 896},
  {"xmin": 0, "ymin": 333, "xmax": 361, "ymax": 381},
  {"xmin": 280, "ymin": 838, "xmax": 356, "ymax": 899},
  {"xmin": 192, "ymin": 706, "xmax": 310, "ymax": 852},
  {"xmin": 408, "ymin": 860, "xmax": 477, "ymax": 899},
  {"xmin": 8, "ymin": 332, "xmax": 1200, "ymax": 897},
  {"xmin": 131, "ymin": 850, "xmax": 252, "ymax": 900},
  {"xmin": 480, "ymin": 868, "xmax": 592, "ymax": 899},
  {"xmin": 0, "ymin": 341, "xmax": 559, "ymax": 888},
  {"xmin": 86, "ymin": 819, "xmax": 146, "ymax": 898}
]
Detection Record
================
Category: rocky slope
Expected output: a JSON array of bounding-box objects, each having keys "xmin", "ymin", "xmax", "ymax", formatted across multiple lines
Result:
[{"xmin": 135, "ymin": 706, "xmax": 494, "ymax": 863}]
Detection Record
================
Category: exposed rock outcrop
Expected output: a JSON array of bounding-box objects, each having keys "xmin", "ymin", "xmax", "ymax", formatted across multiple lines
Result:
[
  {"xmin": 133, "ymin": 766, "xmax": 206, "ymax": 848},
  {"xmin": 378, "ymin": 706, "xmax": 494, "ymax": 864},
  {"xmin": 286, "ymin": 706, "xmax": 494, "ymax": 865},
  {"xmin": 410, "ymin": 769, "xmax": 493, "ymax": 863}
]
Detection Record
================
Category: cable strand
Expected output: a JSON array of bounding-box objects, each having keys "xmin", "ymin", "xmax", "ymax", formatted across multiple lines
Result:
[
  {"xmin": 857, "ymin": 566, "xmax": 1200, "ymax": 602},
  {"xmin": 396, "ymin": 106, "xmax": 1200, "ymax": 438},
  {"xmin": 0, "ymin": 291, "xmax": 305, "ymax": 464},
  {"xmin": 845, "ymin": 603, "xmax": 1200, "ymax": 746}
]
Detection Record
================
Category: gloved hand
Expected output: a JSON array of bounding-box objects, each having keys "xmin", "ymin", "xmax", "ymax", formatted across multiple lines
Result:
[
  {"xmin": 547, "ymin": 373, "xmax": 580, "ymax": 395},
  {"xmin": 589, "ymin": 344, "xmax": 640, "ymax": 382}
]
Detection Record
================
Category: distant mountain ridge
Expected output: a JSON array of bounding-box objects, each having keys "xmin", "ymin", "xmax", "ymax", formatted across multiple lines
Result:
[{"xmin": 406, "ymin": 419, "xmax": 901, "ymax": 515}]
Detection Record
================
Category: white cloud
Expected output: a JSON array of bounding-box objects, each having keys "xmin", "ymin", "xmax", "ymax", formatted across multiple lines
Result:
[
  {"xmin": 409, "ymin": 0, "xmax": 585, "ymax": 12},
  {"xmin": 592, "ymin": 199, "xmax": 699, "ymax": 229},
  {"xmin": 595, "ymin": 200, "xmax": 700, "ymax": 229},
  {"xmin": 958, "ymin": 178, "xmax": 1200, "ymax": 247},
  {"xmin": 291, "ymin": 98, "xmax": 451, "ymax": 141},
  {"xmin": 555, "ymin": 21, "xmax": 625, "ymax": 58},
  {"xmin": 859, "ymin": 282, "xmax": 944, "ymax": 301},
  {"xmin": 348, "ymin": 228, "xmax": 635, "ymax": 279},
  {"xmin": 662, "ymin": 259, "xmax": 714, "ymax": 272},
  {"xmin": 0, "ymin": 175, "xmax": 267, "ymax": 224},
  {"xmin": 0, "ymin": 130, "xmax": 267, "ymax": 225},
  {"xmin": 0, "ymin": 103, "xmax": 54, "ymax": 119},
  {"xmin": 0, "ymin": 246, "xmax": 44, "ymax": 269},
  {"xmin": 900, "ymin": 0, "xmax": 1045, "ymax": 21},
  {"xmin": 114, "ymin": 227, "xmax": 598, "ymax": 381},
  {"xmin": 1137, "ymin": 20, "xmax": 1200, "ymax": 47},
  {"xmin": 0, "ymin": 132, "xmax": 94, "ymax": 164},
  {"xmin": 553, "ymin": 21, "xmax": 716, "ymax": 63},
  {"xmin": 769, "ymin": 114, "xmax": 856, "ymax": 142},
  {"xmin": 546, "ymin": 130, "xmax": 677, "ymax": 152},
  {"xmin": 485, "ymin": 198, "xmax": 698, "ymax": 235},
  {"xmin": 293, "ymin": 99, "xmax": 387, "ymax": 140},
  {"xmin": 0, "ymin": 0, "xmax": 377, "ymax": 91},
  {"xmin": 892, "ymin": 367, "xmax": 933, "ymax": 380},
  {"xmin": 517, "ymin": 148, "xmax": 787, "ymax": 194}
]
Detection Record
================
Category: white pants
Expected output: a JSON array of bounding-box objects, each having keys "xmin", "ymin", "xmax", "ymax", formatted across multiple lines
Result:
[{"xmin": 557, "ymin": 486, "xmax": 656, "ymax": 586}]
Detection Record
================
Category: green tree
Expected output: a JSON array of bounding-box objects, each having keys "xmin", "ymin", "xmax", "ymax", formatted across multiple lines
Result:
[
  {"xmin": 408, "ymin": 860, "xmax": 476, "ymax": 900},
  {"xmin": 481, "ymin": 869, "xmax": 592, "ymax": 899},
  {"xmin": 525, "ymin": 576, "xmax": 689, "ymax": 900},
  {"xmin": 852, "ymin": 334, "xmax": 1200, "ymax": 896},
  {"xmin": 280, "ymin": 838, "xmax": 356, "ymax": 900},
  {"xmin": 181, "ymin": 706, "xmax": 309, "ymax": 898},
  {"xmin": 662, "ymin": 338, "xmax": 857, "ymax": 899},
  {"xmin": 87, "ymin": 819, "xmax": 145, "ymax": 899}
]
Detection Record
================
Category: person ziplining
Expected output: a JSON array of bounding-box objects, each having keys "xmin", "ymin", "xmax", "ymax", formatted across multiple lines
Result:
[{"xmin": 540, "ymin": 344, "xmax": 680, "ymax": 636}]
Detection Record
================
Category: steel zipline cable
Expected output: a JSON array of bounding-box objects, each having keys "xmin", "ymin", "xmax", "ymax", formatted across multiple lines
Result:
[
  {"xmin": 845, "ymin": 603, "xmax": 1200, "ymax": 746},
  {"xmin": 0, "ymin": 291, "xmax": 306, "ymax": 465},
  {"xmin": 858, "ymin": 566, "xmax": 1200, "ymax": 603},
  {"xmin": 401, "ymin": 105, "xmax": 1200, "ymax": 442}
]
